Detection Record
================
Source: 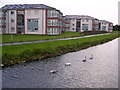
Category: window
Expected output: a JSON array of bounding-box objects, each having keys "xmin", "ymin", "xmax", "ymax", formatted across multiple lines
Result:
[
  {"xmin": 82, "ymin": 24, "xmax": 88, "ymax": 30},
  {"xmin": 47, "ymin": 19, "xmax": 59, "ymax": 26},
  {"xmin": 73, "ymin": 28, "xmax": 75, "ymax": 30},
  {"xmin": 47, "ymin": 28, "xmax": 59, "ymax": 34},
  {"xmin": 28, "ymin": 19, "xmax": 31, "ymax": 22},
  {"xmin": 47, "ymin": 10, "xmax": 61, "ymax": 18},
  {"xmin": 102, "ymin": 26, "xmax": 106, "ymax": 31},
  {"xmin": 11, "ymin": 19, "xmax": 14, "ymax": 23},
  {"xmin": 73, "ymin": 24, "xmax": 75, "ymax": 26},
  {"xmin": 11, "ymin": 27, "xmax": 15, "ymax": 32},
  {"xmin": 27, "ymin": 19, "xmax": 39, "ymax": 32},
  {"xmin": 11, "ymin": 11, "xmax": 14, "ymax": 15}
]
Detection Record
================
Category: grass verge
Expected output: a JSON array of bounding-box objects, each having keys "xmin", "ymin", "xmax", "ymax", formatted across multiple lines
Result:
[
  {"xmin": 2, "ymin": 33, "xmax": 120, "ymax": 67},
  {"xmin": 1, "ymin": 32, "xmax": 82, "ymax": 44}
]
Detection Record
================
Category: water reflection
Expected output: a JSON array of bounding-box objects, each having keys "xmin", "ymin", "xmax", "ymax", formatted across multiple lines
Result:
[{"xmin": 2, "ymin": 38, "xmax": 118, "ymax": 88}]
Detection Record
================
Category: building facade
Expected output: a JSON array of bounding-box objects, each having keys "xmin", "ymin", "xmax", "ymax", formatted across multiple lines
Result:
[
  {"xmin": 0, "ymin": 4, "xmax": 67, "ymax": 35},
  {"xmin": 0, "ymin": 4, "xmax": 113, "ymax": 34},
  {"xmin": 65, "ymin": 15, "xmax": 113, "ymax": 32},
  {"xmin": 98, "ymin": 20, "xmax": 113, "ymax": 32}
]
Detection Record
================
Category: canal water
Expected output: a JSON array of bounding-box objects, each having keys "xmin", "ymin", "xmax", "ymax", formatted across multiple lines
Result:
[{"xmin": 2, "ymin": 38, "xmax": 118, "ymax": 88}]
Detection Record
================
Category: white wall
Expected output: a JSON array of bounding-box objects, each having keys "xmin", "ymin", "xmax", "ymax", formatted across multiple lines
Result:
[
  {"xmin": 0, "ymin": 10, "xmax": 2, "ymax": 34},
  {"xmin": 80, "ymin": 19, "xmax": 93, "ymax": 32},
  {"xmin": 7, "ymin": 10, "xmax": 17, "ymax": 34},
  {"xmin": 0, "ymin": 10, "xmax": 6, "ymax": 34},
  {"xmin": 100, "ymin": 22, "xmax": 109, "ymax": 32},
  {"xmin": 69, "ymin": 19, "xmax": 76, "ymax": 32},
  {"xmin": 25, "ymin": 9, "xmax": 46, "ymax": 34}
]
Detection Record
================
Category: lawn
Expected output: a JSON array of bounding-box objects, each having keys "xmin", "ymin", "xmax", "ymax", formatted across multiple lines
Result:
[
  {"xmin": 2, "ymin": 33, "xmax": 119, "ymax": 66},
  {"xmin": 1, "ymin": 32, "xmax": 82, "ymax": 44}
]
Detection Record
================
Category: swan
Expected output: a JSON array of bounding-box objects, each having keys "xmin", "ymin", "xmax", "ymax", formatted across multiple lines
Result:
[
  {"xmin": 82, "ymin": 56, "xmax": 87, "ymax": 62},
  {"xmin": 90, "ymin": 54, "xmax": 93, "ymax": 59},
  {"xmin": 50, "ymin": 70, "xmax": 58, "ymax": 73},
  {"xmin": 0, "ymin": 64, "xmax": 4, "ymax": 67},
  {"xmin": 65, "ymin": 63, "xmax": 71, "ymax": 66}
]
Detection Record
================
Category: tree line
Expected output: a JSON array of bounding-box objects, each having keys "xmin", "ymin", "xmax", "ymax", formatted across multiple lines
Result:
[{"xmin": 113, "ymin": 25, "xmax": 120, "ymax": 31}]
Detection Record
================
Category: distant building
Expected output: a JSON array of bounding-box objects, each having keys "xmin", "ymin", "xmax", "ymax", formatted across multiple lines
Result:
[
  {"xmin": 0, "ymin": 4, "xmax": 113, "ymax": 34},
  {"xmin": 65, "ymin": 15, "xmax": 113, "ymax": 32},
  {"xmin": 65, "ymin": 15, "xmax": 94, "ymax": 32},
  {"xmin": 98, "ymin": 20, "xmax": 113, "ymax": 32}
]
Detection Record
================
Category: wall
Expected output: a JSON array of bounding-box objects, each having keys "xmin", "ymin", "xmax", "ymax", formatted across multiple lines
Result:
[
  {"xmin": 7, "ymin": 10, "xmax": 17, "ymax": 34},
  {"xmin": 100, "ymin": 22, "xmax": 109, "ymax": 32},
  {"xmin": 0, "ymin": 10, "xmax": 6, "ymax": 34},
  {"xmin": 80, "ymin": 19, "xmax": 93, "ymax": 32},
  {"xmin": 69, "ymin": 19, "xmax": 76, "ymax": 32},
  {"xmin": 25, "ymin": 9, "xmax": 46, "ymax": 35}
]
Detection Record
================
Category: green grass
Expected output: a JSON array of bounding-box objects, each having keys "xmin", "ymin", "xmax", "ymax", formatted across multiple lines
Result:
[
  {"xmin": 1, "ymin": 32, "xmax": 82, "ymax": 44},
  {"xmin": 112, "ymin": 31, "xmax": 120, "ymax": 33},
  {"xmin": 1, "ymin": 33, "xmax": 120, "ymax": 67}
]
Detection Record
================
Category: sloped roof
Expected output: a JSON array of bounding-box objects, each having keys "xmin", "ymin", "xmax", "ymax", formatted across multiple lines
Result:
[
  {"xmin": 65, "ymin": 15, "xmax": 95, "ymax": 19},
  {"xmin": 1, "ymin": 4, "xmax": 56, "ymax": 10},
  {"xmin": 99, "ymin": 20, "xmax": 112, "ymax": 23}
]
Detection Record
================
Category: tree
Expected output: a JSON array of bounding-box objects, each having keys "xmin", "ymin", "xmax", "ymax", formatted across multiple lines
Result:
[{"xmin": 113, "ymin": 25, "xmax": 120, "ymax": 31}]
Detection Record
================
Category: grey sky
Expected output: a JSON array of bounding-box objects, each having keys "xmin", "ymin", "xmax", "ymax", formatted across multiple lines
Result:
[{"xmin": 0, "ymin": 0, "xmax": 119, "ymax": 25}]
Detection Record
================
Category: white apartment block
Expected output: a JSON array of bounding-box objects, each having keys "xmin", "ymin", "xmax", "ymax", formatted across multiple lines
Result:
[
  {"xmin": 65, "ymin": 15, "xmax": 113, "ymax": 32},
  {"xmin": 0, "ymin": 4, "xmax": 65, "ymax": 35},
  {"xmin": 0, "ymin": 4, "xmax": 113, "ymax": 35},
  {"xmin": 65, "ymin": 15, "xmax": 94, "ymax": 32},
  {"xmin": 99, "ymin": 20, "xmax": 113, "ymax": 32}
]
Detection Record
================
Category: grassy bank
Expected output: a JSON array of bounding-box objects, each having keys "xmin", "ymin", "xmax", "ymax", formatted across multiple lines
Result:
[
  {"xmin": 2, "ymin": 33, "xmax": 120, "ymax": 67},
  {"xmin": 1, "ymin": 32, "xmax": 82, "ymax": 44}
]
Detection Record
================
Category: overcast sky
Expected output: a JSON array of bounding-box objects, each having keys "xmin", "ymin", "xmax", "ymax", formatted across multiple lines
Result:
[{"xmin": 0, "ymin": 0, "xmax": 119, "ymax": 25}]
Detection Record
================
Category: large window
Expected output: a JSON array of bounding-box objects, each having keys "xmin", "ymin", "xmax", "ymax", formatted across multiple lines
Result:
[
  {"xmin": 102, "ymin": 26, "xmax": 106, "ymax": 31},
  {"xmin": 27, "ymin": 19, "xmax": 39, "ymax": 32},
  {"xmin": 47, "ymin": 28, "xmax": 59, "ymax": 34},
  {"xmin": 47, "ymin": 19, "xmax": 59, "ymax": 26},
  {"xmin": 17, "ymin": 10, "xmax": 24, "ymax": 34},
  {"xmin": 47, "ymin": 10, "xmax": 62, "ymax": 18},
  {"xmin": 82, "ymin": 24, "xmax": 88, "ymax": 30}
]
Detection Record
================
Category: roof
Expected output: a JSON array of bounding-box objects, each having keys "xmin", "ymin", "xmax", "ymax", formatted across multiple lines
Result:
[
  {"xmin": 1, "ymin": 4, "xmax": 56, "ymax": 10},
  {"xmin": 65, "ymin": 15, "xmax": 95, "ymax": 19},
  {"xmin": 99, "ymin": 20, "xmax": 112, "ymax": 23}
]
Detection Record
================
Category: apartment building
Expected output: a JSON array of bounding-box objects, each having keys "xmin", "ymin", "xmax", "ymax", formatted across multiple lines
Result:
[
  {"xmin": 92, "ymin": 19, "xmax": 99, "ymax": 31},
  {"xmin": 98, "ymin": 20, "xmax": 113, "ymax": 32},
  {"xmin": 65, "ymin": 15, "xmax": 113, "ymax": 32},
  {"xmin": 0, "ymin": 4, "xmax": 113, "ymax": 34},
  {"xmin": 0, "ymin": 9, "xmax": 6, "ymax": 34},
  {"xmin": 0, "ymin": 4, "xmax": 68, "ymax": 35}
]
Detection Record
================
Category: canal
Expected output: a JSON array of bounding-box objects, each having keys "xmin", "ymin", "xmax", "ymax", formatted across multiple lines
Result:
[{"xmin": 2, "ymin": 38, "xmax": 118, "ymax": 88}]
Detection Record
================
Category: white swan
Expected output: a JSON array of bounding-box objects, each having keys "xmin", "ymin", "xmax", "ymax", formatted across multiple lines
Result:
[
  {"xmin": 50, "ymin": 70, "xmax": 58, "ymax": 73},
  {"xmin": 90, "ymin": 54, "xmax": 93, "ymax": 59},
  {"xmin": 82, "ymin": 56, "xmax": 87, "ymax": 62},
  {"xmin": 65, "ymin": 63, "xmax": 71, "ymax": 66}
]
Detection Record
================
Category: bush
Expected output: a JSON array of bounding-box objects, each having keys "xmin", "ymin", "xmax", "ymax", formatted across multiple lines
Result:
[{"xmin": 82, "ymin": 31, "xmax": 107, "ymax": 35}]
